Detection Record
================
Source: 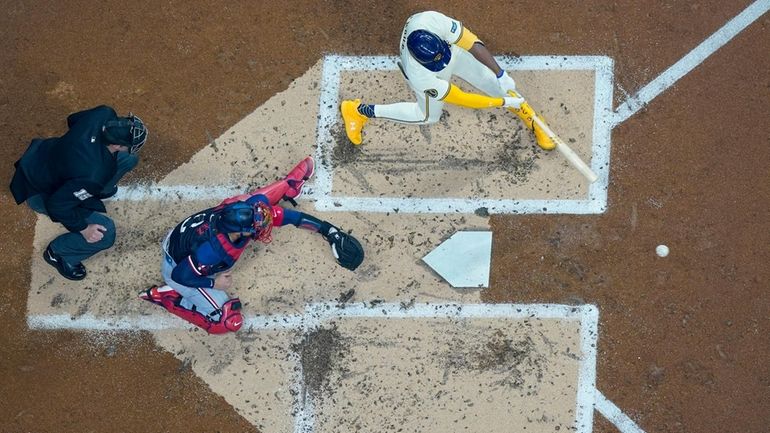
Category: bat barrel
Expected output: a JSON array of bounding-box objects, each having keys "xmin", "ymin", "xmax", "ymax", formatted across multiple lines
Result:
[{"xmin": 531, "ymin": 117, "xmax": 597, "ymax": 183}]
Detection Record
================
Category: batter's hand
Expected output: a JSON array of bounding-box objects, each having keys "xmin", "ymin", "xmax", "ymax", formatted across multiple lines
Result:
[
  {"xmin": 213, "ymin": 272, "xmax": 233, "ymax": 290},
  {"xmin": 80, "ymin": 224, "xmax": 106, "ymax": 243},
  {"xmin": 497, "ymin": 71, "xmax": 517, "ymax": 94},
  {"xmin": 503, "ymin": 96, "xmax": 525, "ymax": 109}
]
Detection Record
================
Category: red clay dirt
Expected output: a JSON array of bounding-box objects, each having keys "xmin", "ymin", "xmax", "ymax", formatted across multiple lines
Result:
[{"xmin": 1, "ymin": 1, "xmax": 768, "ymax": 432}]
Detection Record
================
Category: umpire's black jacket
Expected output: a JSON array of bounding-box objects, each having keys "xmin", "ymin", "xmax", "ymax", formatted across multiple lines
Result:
[{"xmin": 10, "ymin": 105, "xmax": 120, "ymax": 233}]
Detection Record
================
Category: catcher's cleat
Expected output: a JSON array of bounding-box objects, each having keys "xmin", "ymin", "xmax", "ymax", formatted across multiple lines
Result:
[
  {"xmin": 139, "ymin": 285, "xmax": 180, "ymax": 306},
  {"xmin": 533, "ymin": 121, "xmax": 556, "ymax": 151},
  {"xmin": 341, "ymin": 99, "xmax": 368, "ymax": 145},
  {"xmin": 284, "ymin": 156, "xmax": 315, "ymax": 201},
  {"xmin": 249, "ymin": 156, "xmax": 315, "ymax": 206}
]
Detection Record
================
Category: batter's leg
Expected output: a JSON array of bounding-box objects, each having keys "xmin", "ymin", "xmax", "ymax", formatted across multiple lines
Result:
[
  {"xmin": 341, "ymin": 85, "xmax": 445, "ymax": 145},
  {"xmin": 450, "ymin": 49, "xmax": 505, "ymax": 97},
  {"xmin": 450, "ymin": 49, "xmax": 555, "ymax": 149},
  {"xmin": 373, "ymin": 90, "xmax": 444, "ymax": 125}
]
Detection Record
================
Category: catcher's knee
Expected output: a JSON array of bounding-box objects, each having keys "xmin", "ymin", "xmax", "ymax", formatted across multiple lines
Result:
[{"xmin": 207, "ymin": 299, "xmax": 243, "ymax": 334}]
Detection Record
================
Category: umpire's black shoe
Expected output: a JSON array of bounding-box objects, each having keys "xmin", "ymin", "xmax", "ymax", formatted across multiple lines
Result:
[
  {"xmin": 43, "ymin": 245, "xmax": 86, "ymax": 281},
  {"xmin": 97, "ymin": 186, "xmax": 118, "ymax": 199}
]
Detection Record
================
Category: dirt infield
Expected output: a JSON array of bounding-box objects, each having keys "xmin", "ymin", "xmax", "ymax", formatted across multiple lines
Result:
[{"xmin": 1, "ymin": 1, "xmax": 769, "ymax": 433}]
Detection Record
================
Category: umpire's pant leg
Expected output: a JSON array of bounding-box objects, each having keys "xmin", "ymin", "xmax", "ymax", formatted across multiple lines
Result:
[
  {"xmin": 101, "ymin": 151, "xmax": 139, "ymax": 196},
  {"xmin": 26, "ymin": 194, "xmax": 48, "ymax": 215},
  {"xmin": 49, "ymin": 212, "xmax": 117, "ymax": 265}
]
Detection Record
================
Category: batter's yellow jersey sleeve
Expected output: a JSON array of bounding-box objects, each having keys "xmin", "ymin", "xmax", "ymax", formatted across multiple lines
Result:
[
  {"xmin": 441, "ymin": 84, "xmax": 504, "ymax": 109},
  {"xmin": 455, "ymin": 27, "xmax": 481, "ymax": 50}
]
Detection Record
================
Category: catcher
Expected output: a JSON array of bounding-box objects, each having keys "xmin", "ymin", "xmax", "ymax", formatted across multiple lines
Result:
[{"xmin": 139, "ymin": 156, "xmax": 364, "ymax": 334}]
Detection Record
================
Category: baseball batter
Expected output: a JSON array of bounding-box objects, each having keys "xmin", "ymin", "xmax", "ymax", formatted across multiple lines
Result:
[
  {"xmin": 341, "ymin": 10, "xmax": 555, "ymax": 150},
  {"xmin": 140, "ymin": 157, "xmax": 364, "ymax": 334}
]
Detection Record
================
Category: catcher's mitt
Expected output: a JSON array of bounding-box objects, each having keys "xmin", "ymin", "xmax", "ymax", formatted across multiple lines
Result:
[{"xmin": 325, "ymin": 228, "xmax": 364, "ymax": 271}]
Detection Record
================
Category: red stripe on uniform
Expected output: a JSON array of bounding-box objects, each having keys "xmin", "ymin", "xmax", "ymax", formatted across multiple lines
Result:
[{"xmin": 197, "ymin": 288, "xmax": 220, "ymax": 310}]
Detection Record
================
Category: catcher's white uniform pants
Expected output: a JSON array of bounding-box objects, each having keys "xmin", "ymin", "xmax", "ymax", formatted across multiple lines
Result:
[
  {"xmin": 160, "ymin": 231, "xmax": 229, "ymax": 320},
  {"xmin": 374, "ymin": 48, "xmax": 506, "ymax": 124}
]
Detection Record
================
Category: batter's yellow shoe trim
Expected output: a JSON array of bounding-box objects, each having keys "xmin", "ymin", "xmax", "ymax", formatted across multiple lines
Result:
[
  {"xmin": 533, "ymin": 122, "xmax": 557, "ymax": 151},
  {"xmin": 341, "ymin": 99, "xmax": 368, "ymax": 145}
]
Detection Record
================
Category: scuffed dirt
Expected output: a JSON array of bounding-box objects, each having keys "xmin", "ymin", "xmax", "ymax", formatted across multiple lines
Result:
[
  {"xmin": 445, "ymin": 331, "xmax": 546, "ymax": 390},
  {"xmin": 293, "ymin": 325, "xmax": 349, "ymax": 401}
]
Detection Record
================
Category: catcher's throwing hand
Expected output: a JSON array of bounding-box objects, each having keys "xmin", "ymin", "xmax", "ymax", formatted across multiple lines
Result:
[{"xmin": 323, "ymin": 226, "xmax": 364, "ymax": 271}]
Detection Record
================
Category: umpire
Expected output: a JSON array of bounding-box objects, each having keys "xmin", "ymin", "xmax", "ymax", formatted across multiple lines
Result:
[{"xmin": 10, "ymin": 105, "xmax": 148, "ymax": 280}]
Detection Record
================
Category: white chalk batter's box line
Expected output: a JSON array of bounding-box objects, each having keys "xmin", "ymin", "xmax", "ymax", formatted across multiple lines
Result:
[
  {"xmin": 313, "ymin": 55, "xmax": 615, "ymax": 215},
  {"xmin": 28, "ymin": 302, "xmax": 599, "ymax": 433}
]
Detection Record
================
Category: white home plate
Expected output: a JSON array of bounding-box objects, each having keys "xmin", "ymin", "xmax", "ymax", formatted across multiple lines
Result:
[{"xmin": 422, "ymin": 231, "xmax": 492, "ymax": 288}]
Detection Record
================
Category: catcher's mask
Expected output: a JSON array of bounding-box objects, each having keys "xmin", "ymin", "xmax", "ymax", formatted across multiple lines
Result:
[
  {"xmin": 103, "ymin": 113, "xmax": 148, "ymax": 154},
  {"xmin": 407, "ymin": 30, "xmax": 452, "ymax": 72},
  {"xmin": 217, "ymin": 201, "xmax": 273, "ymax": 243}
]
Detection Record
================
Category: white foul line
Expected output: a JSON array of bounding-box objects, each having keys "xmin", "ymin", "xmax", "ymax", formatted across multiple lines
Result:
[
  {"xmin": 613, "ymin": 0, "xmax": 770, "ymax": 126},
  {"xmin": 595, "ymin": 390, "xmax": 646, "ymax": 433},
  {"xmin": 27, "ymin": 303, "xmax": 589, "ymax": 331}
]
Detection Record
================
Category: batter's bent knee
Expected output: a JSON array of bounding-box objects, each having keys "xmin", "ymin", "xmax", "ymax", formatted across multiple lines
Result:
[{"xmin": 424, "ymin": 113, "xmax": 443, "ymax": 125}]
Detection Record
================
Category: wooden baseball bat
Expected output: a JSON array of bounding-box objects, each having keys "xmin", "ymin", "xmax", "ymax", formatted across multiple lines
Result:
[{"xmin": 507, "ymin": 91, "xmax": 598, "ymax": 183}]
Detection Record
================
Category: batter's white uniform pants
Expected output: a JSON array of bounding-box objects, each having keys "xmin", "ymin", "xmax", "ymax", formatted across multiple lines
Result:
[{"xmin": 374, "ymin": 48, "xmax": 506, "ymax": 124}]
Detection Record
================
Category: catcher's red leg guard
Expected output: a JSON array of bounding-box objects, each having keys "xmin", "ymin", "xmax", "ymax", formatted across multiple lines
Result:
[
  {"xmin": 206, "ymin": 299, "xmax": 244, "ymax": 334},
  {"xmin": 253, "ymin": 156, "xmax": 315, "ymax": 205},
  {"xmin": 283, "ymin": 156, "xmax": 314, "ymax": 199},
  {"xmin": 141, "ymin": 286, "xmax": 243, "ymax": 334},
  {"xmin": 253, "ymin": 179, "xmax": 291, "ymax": 205},
  {"xmin": 162, "ymin": 297, "xmax": 243, "ymax": 334},
  {"xmin": 221, "ymin": 157, "xmax": 315, "ymax": 206}
]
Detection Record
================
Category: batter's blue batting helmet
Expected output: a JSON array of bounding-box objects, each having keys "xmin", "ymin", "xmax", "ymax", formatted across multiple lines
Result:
[{"xmin": 406, "ymin": 30, "xmax": 452, "ymax": 72}]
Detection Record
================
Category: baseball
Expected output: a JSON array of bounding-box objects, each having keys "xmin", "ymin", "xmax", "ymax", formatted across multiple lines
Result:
[{"xmin": 656, "ymin": 245, "xmax": 669, "ymax": 257}]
